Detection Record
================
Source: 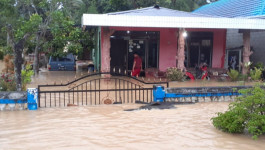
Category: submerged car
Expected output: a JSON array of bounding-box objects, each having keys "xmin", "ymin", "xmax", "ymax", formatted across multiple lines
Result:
[{"xmin": 48, "ymin": 54, "xmax": 76, "ymax": 71}]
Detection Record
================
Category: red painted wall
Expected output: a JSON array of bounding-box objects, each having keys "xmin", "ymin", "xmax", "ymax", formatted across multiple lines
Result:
[
  {"xmin": 213, "ymin": 29, "xmax": 227, "ymax": 68},
  {"xmin": 101, "ymin": 27, "xmax": 226, "ymax": 71},
  {"xmin": 159, "ymin": 28, "xmax": 178, "ymax": 71}
]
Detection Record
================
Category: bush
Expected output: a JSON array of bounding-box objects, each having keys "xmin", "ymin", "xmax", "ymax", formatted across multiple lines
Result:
[
  {"xmin": 22, "ymin": 65, "xmax": 34, "ymax": 91},
  {"xmin": 212, "ymin": 108, "xmax": 248, "ymax": 133},
  {"xmin": 250, "ymin": 67, "xmax": 262, "ymax": 81},
  {"xmin": 212, "ymin": 85, "xmax": 265, "ymax": 139},
  {"xmin": 166, "ymin": 67, "xmax": 184, "ymax": 81},
  {"xmin": 0, "ymin": 74, "xmax": 16, "ymax": 91},
  {"xmin": 227, "ymin": 69, "xmax": 239, "ymax": 81},
  {"xmin": 0, "ymin": 65, "xmax": 33, "ymax": 91},
  {"xmin": 2, "ymin": 54, "xmax": 14, "ymax": 74},
  {"xmin": 254, "ymin": 62, "xmax": 264, "ymax": 69},
  {"xmin": 238, "ymin": 74, "xmax": 248, "ymax": 81}
]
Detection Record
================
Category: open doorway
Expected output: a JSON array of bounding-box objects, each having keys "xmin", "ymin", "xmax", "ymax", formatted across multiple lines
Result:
[
  {"xmin": 127, "ymin": 40, "xmax": 146, "ymax": 71},
  {"xmin": 186, "ymin": 32, "xmax": 213, "ymax": 68},
  {"xmin": 110, "ymin": 31, "xmax": 159, "ymax": 75},
  {"xmin": 110, "ymin": 38, "xmax": 127, "ymax": 74},
  {"xmin": 227, "ymin": 49, "xmax": 241, "ymax": 71}
]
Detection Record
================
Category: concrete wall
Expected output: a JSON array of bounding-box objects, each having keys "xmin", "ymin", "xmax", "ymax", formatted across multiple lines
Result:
[
  {"xmin": 0, "ymin": 92, "xmax": 27, "ymax": 99},
  {"xmin": 226, "ymin": 29, "xmax": 265, "ymax": 65}
]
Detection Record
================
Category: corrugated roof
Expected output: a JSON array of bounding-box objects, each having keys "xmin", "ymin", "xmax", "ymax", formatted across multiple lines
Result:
[
  {"xmin": 248, "ymin": 15, "xmax": 265, "ymax": 19},
  {"xmin": 193, "ymin": 0, "xmax": 265, "ymax": 18},
  {"xmin": 108, "ymin": 6, "xmax": 214, "ymax": 17}
]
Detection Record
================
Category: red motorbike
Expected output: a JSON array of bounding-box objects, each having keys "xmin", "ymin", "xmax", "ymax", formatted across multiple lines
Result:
[{"xmin": 185, "ymin": 63, "xmax": 210, "ymax": 81}]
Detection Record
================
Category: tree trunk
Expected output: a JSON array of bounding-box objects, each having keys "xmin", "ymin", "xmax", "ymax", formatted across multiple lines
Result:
[
  {"xmin": 6, "ymin": 24, "xmax": 30, "ymax": 91},
  {"xmin": 32, "ymin": 18, "xmax": 49, "ymax": 75},
  {"xmin": 242, "ymin": 30, "xmax": 253, "ymax": 75},
  {"xmin": 177, "ymin": 28, "xmax": 186, "ymax": 71},
  {"xmin": 7, "ymin": 32, "xmax": 11, "ymax": 46},
  {"xmin": 33, "ymin": 33, "xmax": 40, "ymax": 75},
  {"xmin": 14, "ymin": 47, "xmax": 23, "ymax": 91},
  {"xmin": 171, "ymin": 0, "xmax": 176, "ymax": 6},
  {"xmin": 132, "ymin": 0, "xmax": 138, "ymax": 8}
]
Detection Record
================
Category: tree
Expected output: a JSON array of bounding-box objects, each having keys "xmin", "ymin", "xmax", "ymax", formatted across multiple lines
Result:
[
  {"xmin": 5, "ymin": 14, "xmax": 42, "ymax": 91},
  {"xmin": 1, "ymin": 0, "xmax": 89, "ymax": 90},
  {"xmin": 13, "ymin": 0, "xmax": 87, "ymax": 75}
]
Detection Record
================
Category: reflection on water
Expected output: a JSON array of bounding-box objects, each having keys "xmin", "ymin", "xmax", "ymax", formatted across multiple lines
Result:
[{"xmin": 1, "ymin": 102, "xmax": 264, "ymax": 150}]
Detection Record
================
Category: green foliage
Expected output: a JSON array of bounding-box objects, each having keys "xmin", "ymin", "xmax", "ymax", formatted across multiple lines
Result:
[
  {"xmin": 0, "ymin": 65, "xmax": 33, "ymax": 91},
  {"xmin": 0, "ymin": 47, "xmax": 3, "ymax": 60},
  {"xmin": 212, "ymin": 85, "xmax": 265, "ymax": 139},
  {"xmin": 227, "ymin": 69, "xmax": 239, "ymax": 81},
  {"xmin": 0, "ymin": 46, "xmax": 12, "ymax": 55},
  {"xmin": 250, "ymin": 67, "xmax": 262, "ymax": 81},
  {"xmin": 42, "ymin": 11, "xmax": 86, "ymax": 58},
  {"xmin": 238, "ymin": 74, "xmax": 248, "ymax": 82},
  {"xmin": 166, "ymin": 67, "xmax": 184, "ymax": 81},
  {"xmin": 0, "ymin": 73, "xmax": 16, "ymax": 91},
  {"xmin": 212, "ymin": 107, "xmax": 248, "ymax": 133},
  {"xmin": 21, "ymin": 65, "xmax": 34, "ymax": 91},
  {"xmin": 15, "ymin": 14, "xmax": 42, "ymax": 39},
  {"xmin": 254, "ymin": 62, "xmax": 264, "ymax": 70}
]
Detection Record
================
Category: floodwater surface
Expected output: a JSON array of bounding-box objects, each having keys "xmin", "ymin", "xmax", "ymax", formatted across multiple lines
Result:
[
  {"xmin": 0, "ymin": 102, "xmax": 265, "ymax": 150},
  {"xmin": 28, "ymin": 70, "xmax": 256, "ymax": 88}
]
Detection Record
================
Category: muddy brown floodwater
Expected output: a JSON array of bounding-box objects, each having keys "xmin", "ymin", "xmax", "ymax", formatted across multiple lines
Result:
[
  {"xmin": 27, "ymin": 69, "xmax": 256, "ymax": 89},
  {"xmin": 0, "ymin": 102, "xmax": 265, "ymax": 150}
]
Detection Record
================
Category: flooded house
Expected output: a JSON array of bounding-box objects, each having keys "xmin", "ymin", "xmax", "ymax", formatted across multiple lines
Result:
[
  {"xmin": 194, "ymin": 0, "xmax": 265, "ymax": 70},
  {"xmin": 81, "ymin": 3, "xmax": 265, "ymax": 76}
]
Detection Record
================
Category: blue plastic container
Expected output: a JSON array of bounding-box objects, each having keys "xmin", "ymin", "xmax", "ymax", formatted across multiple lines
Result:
[
  {"xmin": 153, "ymin": 85, "xmax": 165, "ymax": 102},
  {"xmin": 27, "ymin": 88, "xmax": 38, "ymax": 110}
]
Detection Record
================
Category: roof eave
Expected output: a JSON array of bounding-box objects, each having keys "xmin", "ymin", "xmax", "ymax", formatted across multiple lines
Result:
[{"xmin": 82, "ymin": 14, "xmax": 265, "ymax": 30}]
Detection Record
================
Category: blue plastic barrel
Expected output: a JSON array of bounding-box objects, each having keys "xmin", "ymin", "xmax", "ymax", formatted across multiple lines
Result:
[
  {"xmin": 153, "ymin": 85, "xmax": 165, "ymax": 102},
  {"xmin": 27, "ymin": 88, "xmax": 38, "ymax": 110}
]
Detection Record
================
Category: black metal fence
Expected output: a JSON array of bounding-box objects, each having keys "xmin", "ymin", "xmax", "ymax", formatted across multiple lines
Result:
[{"xmin": 38, "ymin": 72, "xmax": 168, "ymax": 108}]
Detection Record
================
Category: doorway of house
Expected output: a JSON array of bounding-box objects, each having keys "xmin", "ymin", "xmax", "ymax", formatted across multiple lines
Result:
[
  {"xmin": 227, "ymin": 49, "xmax": 241, "ymax": 71},
  {"xmin": 187, "ymin": 32, "xmax": 213, "ymax": 68},
  {"xmin": 127, "ymin": 40, "xmax": 146, "ymax": 71},
  {"xmin": 110, "ymin": 31, "xmax": 159, "ymax": 75},
  {"xmin": 110, "ymin": 38, "xmax": 127, "ymax": 74}
]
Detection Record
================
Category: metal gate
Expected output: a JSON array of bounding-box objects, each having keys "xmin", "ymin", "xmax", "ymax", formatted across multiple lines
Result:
[{"xmin": 38, "ymin": 73, "xmax": 168, "ymax": 108}]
